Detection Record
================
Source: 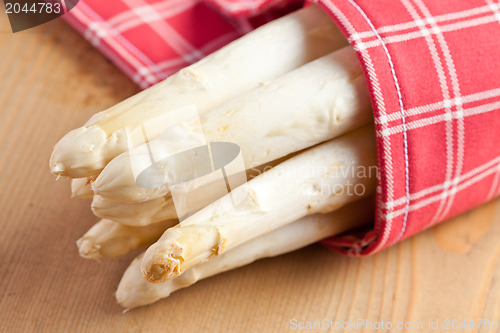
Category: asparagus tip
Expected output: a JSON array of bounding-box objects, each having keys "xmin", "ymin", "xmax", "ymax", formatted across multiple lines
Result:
[
  {"xmin": 51, "ymin": 162, "xmax": 65, "ymax": 175},
  {"xmin": 76, "ymin": 238, "xmax": 102, "ymax": 260}
]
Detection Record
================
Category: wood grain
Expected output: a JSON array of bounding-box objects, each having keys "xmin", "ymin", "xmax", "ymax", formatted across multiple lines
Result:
[{"xmin": 1, "ymin": 15, "xmax": 500, "ymax": 333}]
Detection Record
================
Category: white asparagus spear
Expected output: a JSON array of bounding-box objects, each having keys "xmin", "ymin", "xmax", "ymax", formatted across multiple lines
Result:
[
  {"xmin": 50, "ymin": 5, "xmax": 347, "ymax": 178},
  {"xmin": 71, "ymin": 177, "xmax": 95, "ymax": 200},
  {"xmin": 77, "ymin": 219, "xmax": 177, "ymax": 260},
  {"xmin": 91, "ymin": 195, "xmax": 177, "ymax": 226},
  {"xmin": 141, "ymin": 125, "xmax": 377, "ymax": 282},
  {"xmin": 93, "ymin": 46, "xmax": 372, "ymax": 202},
  {"xmin": 117, "ymin": 196, "xmax": 375, "ymax": 308},
  {"xmin": 90, "ymin": 158, "xmax": 289, "ymax": 226}
]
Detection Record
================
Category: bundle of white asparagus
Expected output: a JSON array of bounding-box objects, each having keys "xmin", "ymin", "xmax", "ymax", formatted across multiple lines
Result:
[{"xmin": 50, "ymin": 5, "xmax": 377, "ymax": 309}]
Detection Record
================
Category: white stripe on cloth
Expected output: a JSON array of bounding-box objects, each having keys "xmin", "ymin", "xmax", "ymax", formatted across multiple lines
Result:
[
  {"xmin": 122, "ymin": 0, "xmax": 205, "ymax": 64},
  {"xmin": 235, "ymin": 17, "xmax": 254, "ymax": 34},
  {"xmin": 355, "ymin": 4, "xmax": 498, "ymax": 39},
  {"xmin": 400, "ymin": 0, "xmax": 454, "ymax": 241},
  {"xmin": 212, "ymin": 0, "xmax": 286, "ymax": 14},
  {"xmin": 381, "ymin": 155, "xmax": 500, "ymax": 210},
  {"xmin": 112, "ymin": 0, "xmax": 196, "ymax": 33},
  {"xmin": 376, "ymin": 87, "xmax": 500, "ymax": 124},
  {"xmin": 379, "ymin": 100, "xmax": 500, "ymax": 136},
  {"xmin": 485, "ymin": 0, "xmax": 500, "ymax": 24},
  {"xmin": 148, "ymin": 31, "xmax": 240, "ymax": 75},
  {"xmin": 390, "ymin": 159, "xmax": 500, "ymax": 219},
  {"xmin": 216, "ymin": 0, "xmax": 258, "ymax": 12},
  {"xmin": 76, "ymin": 2, "xmax": 163, "ymax": 88},
  {"xmin": 105, "ymin": 0, "xmax": 195, "ymax": 32},
  {"xmin": 488, "ymin": 164, "xmax": 500, "ymax": 200},
  {"xmin": 411, "ymin": 0, "xmax": 465, "ymax": 226},
  {"xmin": 356, "ymin": 14, "xmax": 499, "ymax": 50}
]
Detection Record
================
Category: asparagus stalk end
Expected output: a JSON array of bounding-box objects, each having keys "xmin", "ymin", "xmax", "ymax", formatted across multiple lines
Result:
[
  {"xmin": 142, "ymin": 226, "xmax": 223, "ymax": 282},
  {"xmin": 76, "ymin": 237, "xmax": 102, "ymax": 261}
]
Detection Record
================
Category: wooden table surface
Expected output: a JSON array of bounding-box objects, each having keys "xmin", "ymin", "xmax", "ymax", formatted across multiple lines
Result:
[{"xmin": 1, "ymin": 15, "xmax": 500, "ymax": 333}]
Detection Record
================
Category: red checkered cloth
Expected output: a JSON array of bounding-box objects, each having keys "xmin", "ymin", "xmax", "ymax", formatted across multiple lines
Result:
[
  {"xmin": 61, "ymin": 0, "xmax": 301, "ymax": 88},
  {"xmin": 62, "ymin": 0, "xmax": 500, "ymax": 255}
]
